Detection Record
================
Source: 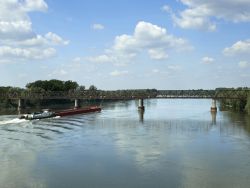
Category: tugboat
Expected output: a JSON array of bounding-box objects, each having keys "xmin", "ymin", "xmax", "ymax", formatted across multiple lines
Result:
[
  {"xmin": 19, "ymin": 109, "xmax": 56, "ymax": 120},
  {"xmin": 19, "ymin": 106, "xmax": 101, "ymax": 120}
]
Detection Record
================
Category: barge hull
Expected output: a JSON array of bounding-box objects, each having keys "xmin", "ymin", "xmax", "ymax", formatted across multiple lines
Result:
[{"xmin": 55, "ymin": 107, "xmax": 101, "ymax": 117}]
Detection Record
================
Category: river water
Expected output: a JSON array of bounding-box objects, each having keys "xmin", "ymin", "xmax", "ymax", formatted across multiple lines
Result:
[{"xmin": 1, "ymin": 99, "xmax": 250, "ymax": 188}]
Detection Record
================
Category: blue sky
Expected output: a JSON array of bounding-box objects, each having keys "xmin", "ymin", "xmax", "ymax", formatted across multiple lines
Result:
[{"xmin": 0, "ymin": 0, "xmax": 250, "ymax": 89}]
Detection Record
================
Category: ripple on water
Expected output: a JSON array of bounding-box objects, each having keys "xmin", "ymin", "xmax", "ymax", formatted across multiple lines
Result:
[{"xmin": 1, "ymin": 100, "xmax": 250, "ymax": 188}]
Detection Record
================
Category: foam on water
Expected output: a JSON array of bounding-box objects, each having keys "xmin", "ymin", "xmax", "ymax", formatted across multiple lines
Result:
[
  {"xmin": 0, "ymin": 115, "xmax": 62, "ymax": 125},
  {"xmin": 0, "ymin": 118, "xmax": 27, "ymax": 125}
]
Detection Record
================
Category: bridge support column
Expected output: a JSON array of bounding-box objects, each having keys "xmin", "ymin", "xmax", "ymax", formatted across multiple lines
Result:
[
  {"xmin": 211, "ymin": 99, "xmax": 217, "ymax": 112},
  {"xmin": 138, "ymin": 99, "xmax": 145, "ymax": 111},
  {"xmin": 18, "ymin": 99, "xmax": 24, "ymax": 110},
  {"xmin": 74, "ymin": 99, "xmax": 80, "ymax": 109}
]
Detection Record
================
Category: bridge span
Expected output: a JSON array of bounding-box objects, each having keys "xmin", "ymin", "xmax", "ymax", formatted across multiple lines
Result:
[
  {"xmin": 0, "ymin": 89, "xmax": 248, "ymax": 112},
  {"xmin": 0, "ymin": 89, "xmax": 247, "ymax": 100}
]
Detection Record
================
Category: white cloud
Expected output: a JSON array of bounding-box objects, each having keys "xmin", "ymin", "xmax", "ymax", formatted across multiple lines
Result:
[
  {"xmin": 0, "ymin": 46, "xmax": 56, "ymax": 60},
  {"xmin": 202, "ymin": 56, "xmax": 214, "ymax": 64},
  {"xmin": 45, "ymin": 32, "xmax": 69, "ymax": 45},
  {"xmin": 148, "ymin": 48, "xmax": 168, "ymax": 60},
  {"xmin": 0, "ymin": 0, "xmax": 46, "ymax": 39},
  {"xmin": 87, "ymin": 21, "xmax": 191, "ymax": 65},
  {"xmin": 42, "ymin": 47, "xmax": 56, "ymax": 58},
  {"xmin": 172, "ymin": 0, "xmax": 250, "ymax": 31},
  {"xmin": 110, "ymin": 70, "xmax": 129, "ymax": 76},
  {"xmin": 0, "ymin": 0, "xmax": 68, "ymax": 62},
  {"xmin": 238, "ymin": 61, "xmax": 249, "ymax": 68},
  {"xmin": 22, "ymin": 0, "xmax": 48, "ymax": 12},
  {"xmin": 173, "ymin": 10, "xmax": 216, "ymax": 31},
  {"xmin": 92, "ymin": 24, "xmax": 105, "ymax": 30},
  {"xmin": 86, "ymin": 54, "xmax": 115, "ymax": 63},
  {"xmin": 17, "ymin": 35, "xmax": 47, "ymax": 46},
  {"xmin": 162, "ymin": 5, "xmax": 172, "ymax": 13},
  {"xmin": 114, "ymin": 21, "xmax": 191, "ymax": 56},
  {"xmin": 123, "ymin": 22, "xmax": 188, "ymax": 49},
  {"xmin": 0, "ymin": 21, "xmax": 32, "ymax": 37},
  {"xmin": 7, "ymin": 32, "xmax": 69, "ymax": 47},
  {"xmin": 223, "ymin": 39, "xmax": 250, "ymax": 56}
]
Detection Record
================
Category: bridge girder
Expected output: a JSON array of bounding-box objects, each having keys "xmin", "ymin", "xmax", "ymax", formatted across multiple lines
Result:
[{"xmin": 0, "ymin": 89, "xmax": 248, "ymax": 100}]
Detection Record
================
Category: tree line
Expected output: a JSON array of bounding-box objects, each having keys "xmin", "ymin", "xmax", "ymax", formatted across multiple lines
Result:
[
  {"xmin": 217, "ymin": 88, "xmax": 250, "ymax": 114},
  {"xmin": 0, "ymin": 80, "xmax": 97, "ymax": 109}
]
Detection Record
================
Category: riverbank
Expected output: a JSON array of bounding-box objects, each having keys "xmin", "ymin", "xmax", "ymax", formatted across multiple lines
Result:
[{"xmin": 219, "ymin": 95, "xmax": 250, "ymax": 114}]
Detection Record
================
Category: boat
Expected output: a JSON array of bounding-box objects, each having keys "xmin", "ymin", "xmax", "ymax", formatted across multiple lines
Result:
[
  {"xmin": 19, "ymin": 109, "xmax": 56, "ymax": 120},
  {"xmin": 19, "ymin": 106, "xmax": 101, "ymax": 120},
  {"xmin": 55, "ymin": 106, "xmax": 101, "ymax": 117}
]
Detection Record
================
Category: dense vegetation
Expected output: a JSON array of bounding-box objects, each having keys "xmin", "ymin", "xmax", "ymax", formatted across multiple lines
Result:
[
  {"xmin": 0, "ymin": 87, "xmax": 25, "ymax": 108},
  {"xmin": 0, "ymin": 80, "xmax": 81, "ymax": 109},
  {"xmin": 217, "ymin": 88, "xmax": 250, "ymax": 113},
  {"xmin": 245, "ymin": 95, "xmax": 250, "ymax": 114},
  {"xmin": 0, "ymin": 80, "xmax": 250, "ymax": 114},
  {"xmin": 26, "ymin": 80, "xmax": 79, "ymax": 92}
]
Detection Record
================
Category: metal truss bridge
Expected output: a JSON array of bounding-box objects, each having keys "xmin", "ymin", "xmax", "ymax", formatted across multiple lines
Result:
[{"xmin": 0, "ymin": 89, "xmax": 248, "ymax": 100}]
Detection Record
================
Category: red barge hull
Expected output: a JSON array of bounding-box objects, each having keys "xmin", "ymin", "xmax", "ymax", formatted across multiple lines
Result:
[{"xmin": 55, "ymin": 106, "xmax": 101, "ymax": 117}]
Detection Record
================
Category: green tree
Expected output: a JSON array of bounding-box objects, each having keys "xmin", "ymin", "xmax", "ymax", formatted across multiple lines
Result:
[
  {"xmin": 245, "ymin": 95, "xmax": 250, "ymax": 115},
  {"xmin": 64, "ymin": 80, "xmax": 79, "ymax": 91},
  {"xmin": 76, "ymin": 85, "xmax": 85, "ymax": 92},
  {"xmin": 89, "ymin": 85, "xmax": 97, "ymax": 91},
  {"xmin": 26, "ymin": 79, "xmax": 79, "ymax": 91}
]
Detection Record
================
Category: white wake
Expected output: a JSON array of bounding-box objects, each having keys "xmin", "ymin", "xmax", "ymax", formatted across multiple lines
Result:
[{"xmin": 0, "ymin": 118, "xmax": 27, "ymax": 125}]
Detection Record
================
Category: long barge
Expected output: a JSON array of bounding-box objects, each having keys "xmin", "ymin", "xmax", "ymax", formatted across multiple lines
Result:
[{"xmin": 55, "ymin": 106, "xmax": 101, "ymax": 117}]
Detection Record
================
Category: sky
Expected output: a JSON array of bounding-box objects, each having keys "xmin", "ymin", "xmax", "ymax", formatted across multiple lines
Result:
[{"xmin": 0, "ymin": 0, "xmax": 250, "ymax": 90}]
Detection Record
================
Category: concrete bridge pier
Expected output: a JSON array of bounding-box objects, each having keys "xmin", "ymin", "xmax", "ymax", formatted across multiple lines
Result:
[
  {"xmin": 18, "ymin": 99, "xmax": 24, "ymax": 110},
  {"xmin": 74, "ymin": 99, "xmax": 80, "ymax": 109},
  {"xmin": 211, "ymin": 99, "xmax": 217, "ymax": 112},
  {"xmin": 138, "ymin": 99, "xmax": 145, "ymax": 111}
]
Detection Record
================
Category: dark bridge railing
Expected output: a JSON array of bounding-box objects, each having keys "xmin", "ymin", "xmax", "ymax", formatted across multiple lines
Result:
[
  {"xmin": 157, "ymin": 89, "xmax": 249, "ymax": 99},
  {"xmin": 0, "ymin": 91, "xmax": 156, "ymax": 100},
  {"xmin": 0, "ymin": 89, "xmax": 249, "ymax": 100}
]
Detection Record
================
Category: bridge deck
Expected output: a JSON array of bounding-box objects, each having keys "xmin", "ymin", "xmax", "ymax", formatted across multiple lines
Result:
[
  {"xmin": 0, "ymin": 90, "xmax": 248, "ymax": 100},
  {"xmin": 0, "ymin": 95, "xmax": 245, "ymax": 100}
]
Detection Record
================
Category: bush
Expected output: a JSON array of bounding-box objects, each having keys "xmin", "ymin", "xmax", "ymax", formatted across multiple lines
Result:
[{"xmin": 245, "ymin": 95, "xmax": 250, "ymax": 115}]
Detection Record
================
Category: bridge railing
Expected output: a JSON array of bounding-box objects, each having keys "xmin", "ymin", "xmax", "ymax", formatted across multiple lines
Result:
[
  {"xmin": 157, "ymin": 90, "xmax": 216, "ymax": 98},
  {"xmin": 214, "ymin": 89, "xmax": 250, "ymax": 99},
  {"xmin": 0, "ymin": 91, "xmax": 153, "ymax": 100},
  {"xmin": 0, "ymin": 89, "xmax": 249, "ymax": 100}
]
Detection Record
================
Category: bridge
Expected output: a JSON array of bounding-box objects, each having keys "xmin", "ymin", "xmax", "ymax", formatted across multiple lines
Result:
[
  {"xmin": 0, "ymin": 89, "xmax": 249, "ymax": 111},
  {"xmin": 0, "ymin": 89, "xmax": 248, "ymax": 100}
]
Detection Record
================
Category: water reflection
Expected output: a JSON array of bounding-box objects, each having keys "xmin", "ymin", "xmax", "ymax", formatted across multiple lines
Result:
[
  {"xmin": 1, "ymin": 99, "xmax": 250, "ymax": 188},
  {"xmin": 138, "ymin": 109, "xmax": 144, "ymax": 123},
  {"xmin": 211, "ymin": 111, "xmax": 217, "ymax": 125}
]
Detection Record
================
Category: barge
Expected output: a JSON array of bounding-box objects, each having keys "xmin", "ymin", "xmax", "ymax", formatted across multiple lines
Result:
[
  {"xmin": 55, "ymin": 106, "xmax": 101, "ymax": 117},
  {"xmin": 19, "ymin": 106, "xmax": 101, "ymax": 120}
]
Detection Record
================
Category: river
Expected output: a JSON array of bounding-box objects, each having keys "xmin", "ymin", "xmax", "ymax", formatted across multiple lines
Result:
[{"xmin": 1, "ymin": 99, "xmax": 250, "ymax": 188}]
